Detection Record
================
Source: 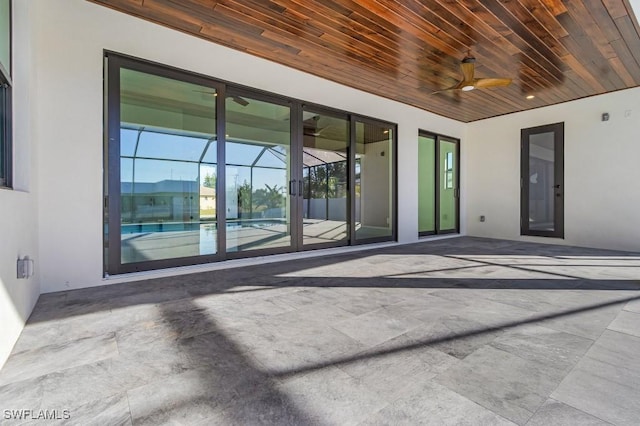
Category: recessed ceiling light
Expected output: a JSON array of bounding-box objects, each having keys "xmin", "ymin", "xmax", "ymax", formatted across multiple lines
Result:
[
  {"xmin": 383, "ymin": 130, "xmax": 389, "ymax": 134},
  {"xmin": 461, "ymin": 85, "xmax": 475, "ymax": 92},
  {"xmin": 526, "ymin": 95, "xmax": 535, "ymax": 100}
]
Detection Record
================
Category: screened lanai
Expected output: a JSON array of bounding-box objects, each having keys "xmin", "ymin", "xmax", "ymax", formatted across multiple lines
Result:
[{"xmin": 119, "ymin": 123, "xmax": 353, "ymax": 264}]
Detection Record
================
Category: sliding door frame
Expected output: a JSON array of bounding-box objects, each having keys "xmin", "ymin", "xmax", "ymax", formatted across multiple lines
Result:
[
  {"xmin": 418, "ymin": 131, "xmax": 437, "ymax": 237},
  {"xmin": 223, "ymin": 86, "xmax": 299, "ymax": 260},
  {"xmin": 351, "ymin": 115, "xmax": 398, "ymax": 245},
  {"xmin": 417, "ymin": 130, "xmax": 460, "ymax": 237},
  {"xmin": 104, "ymin": 53, "xmax": 225, "ymax": 275},
  {"xmin": 436, "ymin": 135, "xmax": 460, "ymax": 234},
  {"xmin": 298, "ymin": 103, "xmax": 351, "ymax": 251},
  {"xmin": 104, "ymin": 51, "xmax": 398, "ymax": 275}
]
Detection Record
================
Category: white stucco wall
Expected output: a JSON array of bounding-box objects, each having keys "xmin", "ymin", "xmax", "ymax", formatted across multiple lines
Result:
[
  {"xmin": 30, "ymin": 0, "xmax": 463, "ymax": 293},
  {"xmin": 465, "ymin": 87, "xmax": 640, "ymax": 252},
  {"xmin": 0, "ymin": 1, "xmax": 40, "ymax": 368}
]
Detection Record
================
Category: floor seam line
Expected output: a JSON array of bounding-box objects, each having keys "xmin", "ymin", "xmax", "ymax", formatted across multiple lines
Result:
[
  {"xmin": 544, "ymin": 398, "xmax": 615, "ymax": 425},
  {"xmin": 601, "ymin": 328, "xmax": 640, "ymax": 340}
]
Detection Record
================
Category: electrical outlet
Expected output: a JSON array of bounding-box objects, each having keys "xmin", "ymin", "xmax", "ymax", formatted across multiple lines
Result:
[
  {"xmin": 480, "ymin": 215, "xmax": 486, "ymax": 222},
  {"xmin": 17, "ymin": 256, "xmax": 34, "ymax": 279},
  {"xmin": 625, "ymin": 109, "xmax": 632, "ymax": 118}
]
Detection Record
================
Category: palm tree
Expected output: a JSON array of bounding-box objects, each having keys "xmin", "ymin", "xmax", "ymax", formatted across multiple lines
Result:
[{"xmin": 253, "ymin": 183, "xmax": 285, "ymax": 209}]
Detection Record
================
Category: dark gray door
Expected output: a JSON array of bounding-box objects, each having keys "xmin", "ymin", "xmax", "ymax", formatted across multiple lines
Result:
[{"xmin": 521, "ymin": 122, "xmax": 564, "ymax": 238}]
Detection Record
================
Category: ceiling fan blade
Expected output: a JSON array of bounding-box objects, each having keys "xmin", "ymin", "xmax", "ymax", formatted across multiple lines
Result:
[
  {"xmin": 193, "ymin": 89, "xmax": 217, "ymax": 95},
  {"xmin": 432, "ymin": 80, "xmax": 465, "ymax": 94},
  {"xmin": 316, "ymin": 125, "xmax": 332, "ymax": 136},
  {"xmin": 432, "ymin": 55, "xmax": 511, "ymax": 94},
  {"xmin": 460, "ymin": 61, "xmax": 475, "ymax": 83},
  {"xmin": 232, "ymin": 96, "xmax": 249, "ymax": 106},
  {"xmin": 474, "ymin": 78, "xmax": 512, "ymax": 88},
  {"xmin": 305, "ymin": 124, "xmax": 333, "ymax": 137}
]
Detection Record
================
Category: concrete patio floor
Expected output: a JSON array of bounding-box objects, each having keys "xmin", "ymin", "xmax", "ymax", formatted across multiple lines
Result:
[{"xmin": 1, "ymin": 236, "xmax": 639, "ymax": 425}]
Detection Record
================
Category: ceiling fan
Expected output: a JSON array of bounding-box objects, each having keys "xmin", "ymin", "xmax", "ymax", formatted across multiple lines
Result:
[
  {"xmin": 193, "ymin": 90, "xmax": 249, "ymax": 106},
  {"xmin": 304, "ymin": 125, "xmax": 332, "ymax": 137},
  {"xmin": 303, "ymin": 116, "xmax": 332, "ymax": 137},
  {"xmin": 433, "ymin": 54, "xmax": 512, "ymax": 94}
]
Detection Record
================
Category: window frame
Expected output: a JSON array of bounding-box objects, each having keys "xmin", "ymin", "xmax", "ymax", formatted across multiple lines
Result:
[{"xmin": 0, "ymin": 0, "xmax": 12, "ymax": 189}]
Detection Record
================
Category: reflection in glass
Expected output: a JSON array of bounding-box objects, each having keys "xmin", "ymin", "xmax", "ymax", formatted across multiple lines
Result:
[
  {"xmin": 0, "ymin": 75, "xmax": 7, "ymax": 187},
  {"xmin": 439, "ymin": 139, "xmax": 457, "ymax": 231},
  {"xmin": 418, "ymin": 135, "xmax": 435, "ymax": 234},
  {"xmin": 136, "ymin": 131, "xmax": 209, "ymax": 162},
  {"xmin": 302, "ymin": 111, "xmax": 349, "ymax": 245},
  {"xmin": 528, "ymin": 132, "xmax": 555, "ymax": 231},
  {"xmin": 0, "ymin": 0, "xmax": 9, "ymax": 76},
  {"xmin": 225, "ymin": 95, "xmax": 291, "ymax": 252},
  {"xmin": 355, "ymin": 122, "xmax": 393, "ymax": 240},
  {"xmin": 119, "ymin": 68, "xmax": 217, "ymax": 264}
]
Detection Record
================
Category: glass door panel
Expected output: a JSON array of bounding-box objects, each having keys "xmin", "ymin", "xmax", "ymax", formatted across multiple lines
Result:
[
  {"xmin": 118, "ymin": 68, "xmax": 218, "ymax": 265},
  {"xmin": 354, "ymin": 121, "xmax": 394, "ymax": 241},
  {"xmin": 438, "ymin": 138, "xmax": 458, "ymax": 233},
  {"xmin": 301, "ymin": 110, "xmax": 349, "ymax": 247},
  {"xmin": 418, "ymin": 135, "xmax": 436, "ymax": 235},
  {"xmin": 225, "ymin": 94, "xmax": 292, "ymax": 253},
  {"xmin": 521, "ymin": 123, "xmax": 564, "ymax": 238},
  {"xmin": 528, "ymin": 132, "xmax": 555, "ymax": 231}
]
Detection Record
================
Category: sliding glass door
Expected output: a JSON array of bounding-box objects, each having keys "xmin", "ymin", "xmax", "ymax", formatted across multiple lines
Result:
[
  {"xmin": 418, "ymin": 131, "xmax": 460, "ymax": 236},
  {"xmin": 224, "ymin": 91, "xmax": 294, "ymax": 255},
  {"xmin": 354, "ymin": 119, "xmax": 395, "ymax": 243},
  {"xmin": 105, "ymin": 56, "xmax": 223, "ymax": 273},
  {"xmin": 438, "ymin": 137, "xmax": 459, "ymax": 233},
  {"xmin": 105, "ymin": 53, "xmax": 397, "ymax": 274},
  {"xmin": 418, "ymin": 134, "xmax": 436, "ymax": 235},
  {"xmin": 300, "ymin": 108, "xmax": 350, "ymax": 248}
]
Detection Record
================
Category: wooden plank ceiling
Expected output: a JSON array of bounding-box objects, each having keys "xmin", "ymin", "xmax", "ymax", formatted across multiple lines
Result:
[{"xmin": 90, "ymin": 0, "xmax": 640, "ymax": 122}]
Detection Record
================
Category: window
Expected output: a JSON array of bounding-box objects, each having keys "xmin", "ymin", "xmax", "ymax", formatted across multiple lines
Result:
[{"xmin": 0, "ymin": 0, "xmax": 11, "ymax": 188}]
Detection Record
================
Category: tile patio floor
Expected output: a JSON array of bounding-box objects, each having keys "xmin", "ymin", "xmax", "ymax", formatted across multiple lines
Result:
[{"xmin": 1, "ymin": 237, "xmax": 639, "ymax": 425}]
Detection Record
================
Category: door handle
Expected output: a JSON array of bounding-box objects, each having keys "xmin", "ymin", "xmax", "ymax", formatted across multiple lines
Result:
[{"xmin": 289, "ymin": 179, "xmax": 297, "ymax": 196}]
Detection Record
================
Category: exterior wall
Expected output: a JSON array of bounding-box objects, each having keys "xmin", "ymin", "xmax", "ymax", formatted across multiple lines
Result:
[
  {"xmin": 32, "ymin": 0, "xmax": 464, "ymax": 293},
  {"xmin": 465, "ymin": 87, "xmax": 640, "ymax": 252},
  {"xmin": 0, "ymin": 1, "xmax": 40, "ymax": 368}
]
